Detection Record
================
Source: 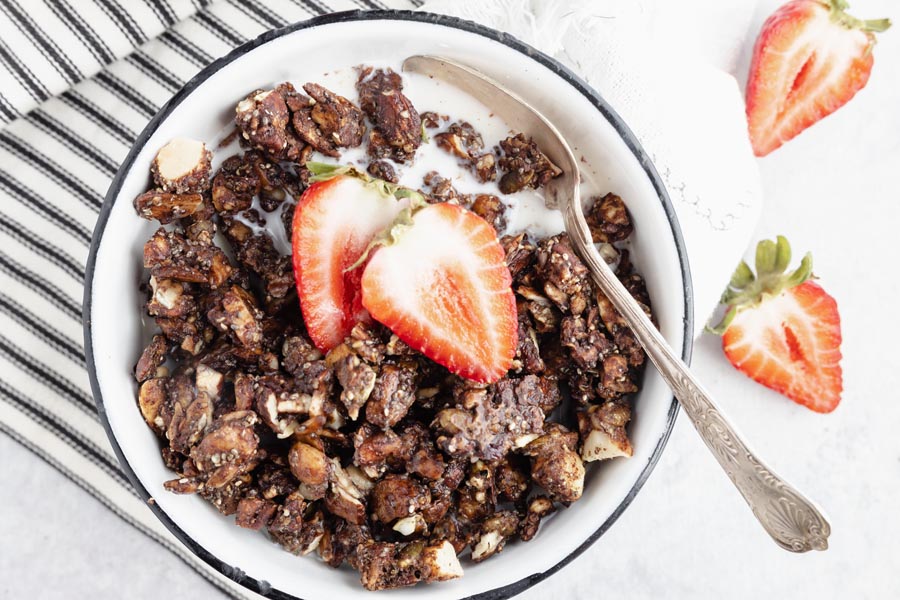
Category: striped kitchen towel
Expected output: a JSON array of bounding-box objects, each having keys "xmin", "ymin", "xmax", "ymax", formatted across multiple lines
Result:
[{"xmin": 0, "ymin": 1, "xmax": 419, "ymax": 599}]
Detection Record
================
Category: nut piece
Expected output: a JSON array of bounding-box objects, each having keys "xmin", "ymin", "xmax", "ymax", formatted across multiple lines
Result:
[
  {"xmin": 392, "ymin": 513, "xmax": 427, "ymax": 537},
  {"xmin": 146, "ymin": 277, "xmax": 195, "ymax": 319},
  {"xmin": 577, "ymin": 402, "xmax": 634, "ymax": 461},
  {"xmin": 150, "ymin": 137, "xmax": 212, "ymax": 194}
]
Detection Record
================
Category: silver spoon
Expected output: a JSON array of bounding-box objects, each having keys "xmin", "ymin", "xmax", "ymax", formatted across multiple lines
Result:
[{"xmin": 403, "ymin": 54, "xmax": 830, "ymax": 552}]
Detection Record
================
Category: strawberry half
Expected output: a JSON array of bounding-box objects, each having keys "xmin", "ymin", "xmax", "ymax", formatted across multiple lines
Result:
[
  {"xmin": 709, "ymin": 237, "xmax": 843, "ymax": 413},
  {"xmin": 746, "ymin": 0, "xmax": 890, "ymax": 156},
  {"xmin": 360, "ymin": 202, "xmax": 517, "ymax": 383},
  {"xmin": 292, "ymin": 173, "xmax": 407, "ymax": 351}
]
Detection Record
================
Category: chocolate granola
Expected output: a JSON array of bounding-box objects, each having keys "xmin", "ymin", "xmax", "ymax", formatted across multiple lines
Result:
[{"xmin": 130, "ymin": 68, "xmax": 652, "ymax": 592}]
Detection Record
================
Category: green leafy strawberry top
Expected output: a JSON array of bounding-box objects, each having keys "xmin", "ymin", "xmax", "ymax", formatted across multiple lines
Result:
[{"xmin": 707, "ymin": 236, "xmax": 814, "ymax": 334}]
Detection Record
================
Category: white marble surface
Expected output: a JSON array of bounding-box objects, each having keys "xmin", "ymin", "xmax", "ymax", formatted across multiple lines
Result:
[{"xmin": 3, "ymin": 2, "xmax": 899, "ymax": 598}]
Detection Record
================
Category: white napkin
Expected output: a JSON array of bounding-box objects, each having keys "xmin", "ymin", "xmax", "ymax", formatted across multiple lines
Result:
[{"xmin": 420, "ymin": 0, "xmax": 764, "ymax": 337}]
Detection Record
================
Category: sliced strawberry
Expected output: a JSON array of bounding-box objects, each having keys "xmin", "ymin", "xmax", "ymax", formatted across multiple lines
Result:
[
  {"xmin": 292, "ymin": 174, "xmax": 406, "ymax": 351},
  {"xmin": 746, "ymin": 0, "xmax": 890, "ymax": 156},
  {"xmin": 710, "ymin": 237, "xmax": 843, "ymax": 413},
  {"xmin": 360, "ymin": 202, "xmax": 517, "ymax": 383}
]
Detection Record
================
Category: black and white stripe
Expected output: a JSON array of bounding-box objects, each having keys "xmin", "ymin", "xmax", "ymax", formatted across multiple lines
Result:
[{"xmin": 0, "ymin": 2, "xmax": 420, "ymax": 599}]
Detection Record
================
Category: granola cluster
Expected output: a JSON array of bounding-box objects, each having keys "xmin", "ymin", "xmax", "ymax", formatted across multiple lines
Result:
[{"xmin": 130, "ymin": 67, "xmax": 649, "ymax": 592}]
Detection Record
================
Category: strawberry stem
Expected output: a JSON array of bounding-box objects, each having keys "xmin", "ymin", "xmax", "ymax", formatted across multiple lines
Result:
[
  {"xmin": 706, "ymin": 236, "xmax": 815, "ymax": 335},
  {"xmin": 826, "ymin": 0, "xmax": 892, "ymax": 33}
]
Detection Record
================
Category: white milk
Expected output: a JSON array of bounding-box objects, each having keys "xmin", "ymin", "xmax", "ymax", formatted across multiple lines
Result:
[{"xmin": 207, "ymin": 63, "xmax": 610, "ymax": 249}]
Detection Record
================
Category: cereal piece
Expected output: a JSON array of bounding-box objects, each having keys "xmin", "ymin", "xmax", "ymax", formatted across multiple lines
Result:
[
  {"xmin": 235, "ymin": 497, "xmax": 277, "ymax": 530},
  {"xmin": 199, "ymin": 473, "xmax": 253, "ymax": 515},
  {"xmin": 211, "ymin": 154, "xmax": 259, "ymax": 214},
  {"xmin": 324, "ymin": 459, "xmax": 368, "ymax": 525},
  {"xmin": 165, "ymin": 372, "xmax": 213, "ymax": 454},
  {"xmin": 497, "ymin": 133, "xmax": 561, "ymax": 193},
  {"xmin": 494, "ymin": 455, "xmax": 530, "ymax": 503},
  {"xmin": 135, "ymin": 334, "xmax": 167, "ymax": 382},
  {"xmin": 433, "ymin": 376, "xmax": 545, "ymax": 461},
  {"xmin": 470, "ymin": 194, "xmax": 506, "ymax": 232},
  {"xmin": 370, "ymin": 474, "xmax": 430, "ymax": 524},
  {"xmin": 289, "ymin": 440, "xmax": 330, "ymax": 500},
  {"xmin": 470, "ymin": 511, "xmax": 519, "ymax": 562},
  {"xmin": 268, "ymin": 491, "xmax": 322, "ymax": 554},
  {"xmin": 501, "ymin": 233, "xmax": 536, "ymax": 281},
  {"xmin": 419, "ymin": 111, "xmax": 447, "ymax": 128},
  {"xmin": 535, "ymin": 233, "xmax": 592, "ymax": 316},
  {"xmin": 364, "ymin": 360, "xmax": 417, "ymax": 428},
  {"xmin": 250, "ymin": 152, "xmax": 292, "ymax": 212},
  {"xmin": 133, "ymin": 191, "xmax": 204, "ymax": 224},
  {"xmin": 434, "ymin": 121, "xmax": 496, "ymax": 182},
  {"xmin": 328, "ymin": 340, "xmax": 378, "ymax": 422},
  {"xmin": 254, "ymin": 459, "xmax": 297, "ymax": 500},
  {"xmin": 143, "ymin": 227, "xmax": 233, "ymax": 288},
  {"xmin": 235, "ymin": 88, "xmax": 305, "ymax": 161},
  {"xmin": 456, "ymin": 460, "xmax": 496, "ymax": 522},
  {"xmin": 150, "ymin": 137, "xmax": 212, "ymax": 194},
  {"xmin": 145, "ymin": 277, "xmax": 195, "ymax": 319},
  {"xmin": 560, "ymin": 310, "xmax": 612, "ymax": 371},
  {"xmin": 357, "ymin": 67, "xmax": 422, "ymax": 163},
  {"xmin": 366, "ymin": 160, "xmax": 398, "ymax": 183},
  {"xmin": 356, "ymin": 540, "xmax": 462, "ymax": 591},
  {"xmin": 206, "ymin": 285, "xmax": 265, "ymax": 351},
  {"xmin": 522, "ymin": 425, "xmax": 585, "ymax": 502},
  {"xmin": 190, "ymin": 410, "xmax": 259, "ymax": 488},
  {"xmin": 577, "ymin": 401, "xmax": 633, "ymax": 462},
  {"xmin": 518, "ymin": 495, "xmax": 555, "ymax": 541},
  {"xmin": 352, "ymin": 425, "xmax": 412, "ymax": 479},
  {"xmin": 318, "ymin": 518, "xmax": 372, "ymax": 568},
  {"xmin": 421, "ymin": 171, "xmax": 465, "ymax": 205},
  {"xmin": 303, "ymin": 82, "xmax": 365, "ymax": 150},
  {"xmin": 585, "ymin": 193, "xmax": 633, "ymax": 243},
  {"xmin": 221, "ymin": 217, "xmax": 293, "ymax": 310},
  {"xmin": 138, "ymin": 378, "xmax": 168, "ymax": 435}
]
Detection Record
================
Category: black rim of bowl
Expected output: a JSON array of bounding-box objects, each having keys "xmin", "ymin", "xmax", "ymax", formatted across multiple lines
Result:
[{"xmin": 83, "ymin": 9, "xmax": 694, "ymax": 600}]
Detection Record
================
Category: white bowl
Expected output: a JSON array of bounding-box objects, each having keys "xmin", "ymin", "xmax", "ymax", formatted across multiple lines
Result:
[{"xmin": 84, "ymin": 10, "xmax": 693, "ymax": 600}]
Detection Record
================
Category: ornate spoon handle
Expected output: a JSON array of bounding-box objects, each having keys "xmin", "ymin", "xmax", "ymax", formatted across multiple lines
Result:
[{"xmin": 563, "ymin": 203, "xmax": 831, "ymax": 552}]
